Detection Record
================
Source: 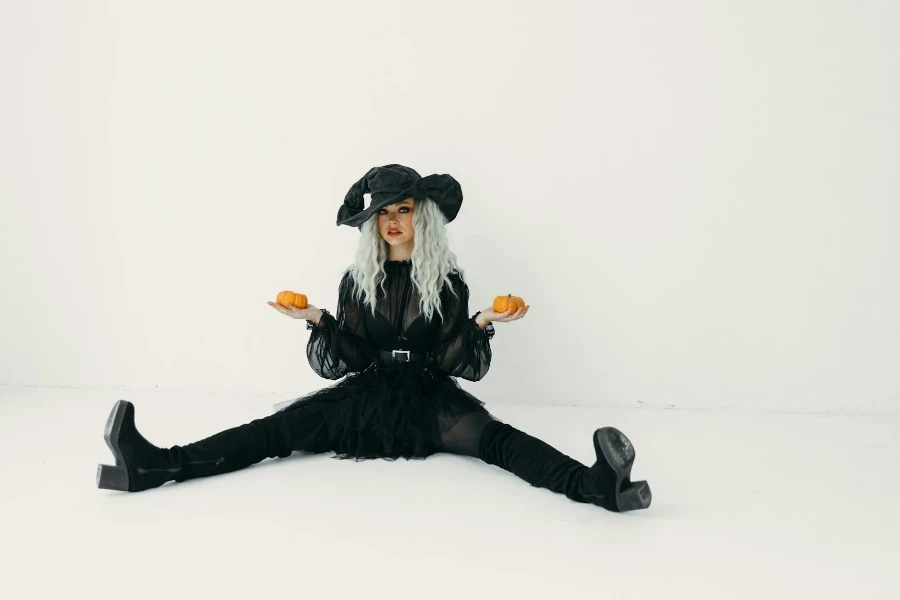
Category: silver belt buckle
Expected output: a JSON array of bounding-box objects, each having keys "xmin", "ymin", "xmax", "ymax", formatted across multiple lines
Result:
[{"xmin": 392, "ymin": 349, "xmax": 411, "ymax": 362}]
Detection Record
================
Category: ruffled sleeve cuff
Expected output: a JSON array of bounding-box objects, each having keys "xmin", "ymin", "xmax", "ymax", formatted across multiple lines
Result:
[
  {"xmin": 306, "ymin": 308, "xmax": 333, "ymax": 330},
  {"xmin": 472, "ymin": 310, "xmax": 496, "ymax": 340}
]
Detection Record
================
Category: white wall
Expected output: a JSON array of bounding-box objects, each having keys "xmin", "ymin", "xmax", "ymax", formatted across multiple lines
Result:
[{"xmin": 1, "ymin": 0, "xmax": 897, "ymax": 415}]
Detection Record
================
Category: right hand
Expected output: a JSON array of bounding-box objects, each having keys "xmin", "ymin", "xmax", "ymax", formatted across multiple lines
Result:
[
  {"xmin": 268, "ymin": 302, "xmax": 322, "ymax": 323},
  {"xmin": 477, "ymin": 304, "xmax": 529, "ymax": 324}
]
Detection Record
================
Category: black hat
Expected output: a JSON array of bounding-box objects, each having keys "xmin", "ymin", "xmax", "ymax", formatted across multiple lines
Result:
[{"xmin": 336, "ymin": 164, "xmax": 463, "ymax": 230}]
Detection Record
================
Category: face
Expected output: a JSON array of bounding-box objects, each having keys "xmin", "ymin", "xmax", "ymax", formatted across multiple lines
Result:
[{"xmin": 377, "ymin": 197, "xmax": 415, "ymax": 248}]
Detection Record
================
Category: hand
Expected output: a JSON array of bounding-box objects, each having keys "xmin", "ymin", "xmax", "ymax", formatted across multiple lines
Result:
[
  {"xmin": 268, "ymin": 302, "xmax": 322, "ymax": 323},
  {"xmin": 478, "ymin": 304, "xmax": 529, "ymax": 325}
]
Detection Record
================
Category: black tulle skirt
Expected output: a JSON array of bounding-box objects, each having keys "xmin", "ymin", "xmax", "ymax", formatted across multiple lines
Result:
[{"xmin": 274, "ymin": 364, "xmax": 499, "ymax": 461}]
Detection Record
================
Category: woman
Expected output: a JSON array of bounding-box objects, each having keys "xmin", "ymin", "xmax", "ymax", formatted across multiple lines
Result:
[{"xmin": 96, "ymin": 164, "xmax": 652, "ymax": 512}]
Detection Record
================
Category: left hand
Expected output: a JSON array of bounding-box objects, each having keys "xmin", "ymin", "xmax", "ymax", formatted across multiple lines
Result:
[{"xmin": 478, "ymin": 304, "xmax": 529, "ymax": 324}]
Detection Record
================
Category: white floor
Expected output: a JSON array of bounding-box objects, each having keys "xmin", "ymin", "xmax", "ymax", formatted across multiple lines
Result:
[{"xmin": 1, "ymin": 385, "xmax": 898, "ymax": 600}]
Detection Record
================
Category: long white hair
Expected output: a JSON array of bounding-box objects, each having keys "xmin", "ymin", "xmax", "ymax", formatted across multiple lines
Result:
[{"xmin": 344, "ymin": 196, "xmax": 464, "ymax": 323}]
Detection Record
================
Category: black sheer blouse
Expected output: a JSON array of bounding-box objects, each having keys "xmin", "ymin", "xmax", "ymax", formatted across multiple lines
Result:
[{"xmin": 305, "ymin": 260, "xmax": 495, "ymax": 381}]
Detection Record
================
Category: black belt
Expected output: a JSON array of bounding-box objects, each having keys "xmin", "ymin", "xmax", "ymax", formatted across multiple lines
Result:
[{"xmin": 376, "ymin": 349, "xmax": 428, "ymax": 366}]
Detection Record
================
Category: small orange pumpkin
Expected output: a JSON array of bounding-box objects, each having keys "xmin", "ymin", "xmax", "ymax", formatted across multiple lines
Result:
[
  {"xmin": 276, "ymin": 290, "xmax": 308, "ymax": 309},
  {"xmin": 493, "ymin": 293, "xmax": 525, "ymax": 313}
]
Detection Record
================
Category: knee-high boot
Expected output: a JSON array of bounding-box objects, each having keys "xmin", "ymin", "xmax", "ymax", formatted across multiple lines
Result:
[
  {"xmin": 96, "ymin": 399, "xmax": 294, "ymax": 492},
  {"xmin": 477, "ymin": 421, "xmax": 652, "ymax": 512}
]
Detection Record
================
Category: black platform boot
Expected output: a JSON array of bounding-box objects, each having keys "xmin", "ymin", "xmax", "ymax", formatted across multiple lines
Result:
[
  {"xmin": 96, "ymin": 399, "xmax": 294, "ymax": 492},
  {"xmin": 477, "ymin": 421, "xmax": 652, "ymax": 512}
]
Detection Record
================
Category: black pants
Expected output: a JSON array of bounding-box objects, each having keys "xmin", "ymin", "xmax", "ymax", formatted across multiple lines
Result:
[{"xmin": 166, "ymin": 407, "xmax": 606, "ymax": 507}]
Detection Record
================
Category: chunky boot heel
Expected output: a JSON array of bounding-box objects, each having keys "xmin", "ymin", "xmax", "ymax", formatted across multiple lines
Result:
[
  {"xmin": 96, "ymin": 464, "xmax": 128, "ymax": 491},
  {"xmin": 591, "ymin": 427, "xmax": 651, "ymax": 512},
  {"xmin": 616, "ymin": 480, "xmax": 652, "ymax": 511}
]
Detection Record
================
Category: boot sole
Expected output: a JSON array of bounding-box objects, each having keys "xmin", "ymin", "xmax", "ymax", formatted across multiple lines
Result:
[
  {"xmin": 593, "ymin": 427, "xmax": 652, "ymax": 511},
  {"xmin": 96, "ymin": 399, "xmax": 132, "ymax": 491}
]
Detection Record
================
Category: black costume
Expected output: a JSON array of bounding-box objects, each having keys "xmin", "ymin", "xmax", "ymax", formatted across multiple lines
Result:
[
  {"xmin": 283, "ymin": 259, "xmax": 498, "ymax": 460},
  {"xmin": 96, "ymin": 165, "xmax": 652, "ymax": 512}
]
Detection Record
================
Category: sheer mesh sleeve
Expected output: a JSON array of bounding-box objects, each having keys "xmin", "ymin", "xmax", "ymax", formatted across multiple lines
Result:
[
  {"xmin": 430, "ymin": 274, "xmax": 494, "ymax": 381},
  {"xmin": 306, "ymin": 271, "xmax": 376, "ymax": 379}
]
